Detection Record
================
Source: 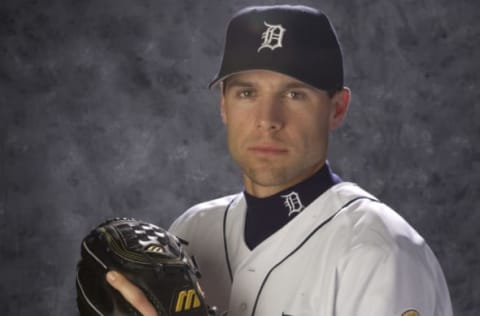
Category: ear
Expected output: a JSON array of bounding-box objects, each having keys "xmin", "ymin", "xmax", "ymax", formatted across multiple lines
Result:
[
  {"xmin": 220, "ymin": 84, "xmax": 227, "ymax": 124},
  {"xmin": 329, "ymin": 87, "xmax": 351, "ymax": 130}
]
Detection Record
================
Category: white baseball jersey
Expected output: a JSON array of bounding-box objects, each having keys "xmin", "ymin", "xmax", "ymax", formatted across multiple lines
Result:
[{"xmin": 169, "ymin": 182, "xmax": 453, "ymax": 316}]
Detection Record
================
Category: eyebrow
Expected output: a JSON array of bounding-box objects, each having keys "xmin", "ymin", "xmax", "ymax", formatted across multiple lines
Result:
[
  {"xmin": 225, "ymin": 78, "xmax": 313, "ymax": 91},
  {"xmin": 224, "ymin": 78, "xmax": 254, "ymax": 90},
  {"xmin": 282, "ymin": 82, "xmax": 314, "ymax": 91}
]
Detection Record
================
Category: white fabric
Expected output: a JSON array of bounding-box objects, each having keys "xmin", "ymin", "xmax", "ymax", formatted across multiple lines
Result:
[{"xmin": 169, "ymin": 182, "xmax": 453, "ymax": 316}]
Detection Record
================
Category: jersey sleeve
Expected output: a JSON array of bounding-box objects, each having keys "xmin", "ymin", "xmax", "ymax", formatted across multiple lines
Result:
[
  {"xmin": 167, "ymin": 197, "xmax": 236, "ymax": 313},
  {"xmin": 334, "ymin": 241, "xmax": 453, "ymax": 316}
]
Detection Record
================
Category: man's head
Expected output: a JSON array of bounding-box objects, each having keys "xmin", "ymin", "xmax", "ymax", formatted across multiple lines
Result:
[
  {"xmin": 209, "ymin": 5, "xmax": 344, "ymax": 93},
  {"xmin": 211, "ymin": 5, "xmax": 350, "ymax": 197}
]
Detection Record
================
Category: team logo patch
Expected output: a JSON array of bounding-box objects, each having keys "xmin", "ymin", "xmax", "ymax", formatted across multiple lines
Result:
[
  {"xmin": 281, "ymin": 191, "xmax": 305, "ymax": 217},
  {"xmin": 258, "ymin": 21, "xmax": 286, "ymax": 52},
  {"xmin": 402, "ymin": 309, "xmax": 420, "ymax": 316}
]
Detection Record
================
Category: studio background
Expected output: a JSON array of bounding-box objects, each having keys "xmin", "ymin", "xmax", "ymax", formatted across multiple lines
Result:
[{"xmin": 1, "ymin": 0, "xmax": 478, "ymax": 315}]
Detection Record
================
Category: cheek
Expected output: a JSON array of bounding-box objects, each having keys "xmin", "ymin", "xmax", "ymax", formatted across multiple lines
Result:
[
  {"xmin": 225, "ymin": 108, "xmax": 252, "ymax": 137},
  {"xmin": 225, "ymin": 119, "xmax": 245, "ymax": 151},
  {"xmin": 294, "ymin": 117, "xmax": 329, "ymax": 150}
]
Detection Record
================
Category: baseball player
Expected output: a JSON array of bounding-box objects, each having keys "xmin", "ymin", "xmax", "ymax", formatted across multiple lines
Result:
[{"xmin": 107, "ymin": 5, "xmax": 453, "ymax": 316}]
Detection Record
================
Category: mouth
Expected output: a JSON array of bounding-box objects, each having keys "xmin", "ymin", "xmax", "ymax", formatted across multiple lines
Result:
[{"xmin": 247, "ymin": 145, "xmax": 289, "ymax": 155}]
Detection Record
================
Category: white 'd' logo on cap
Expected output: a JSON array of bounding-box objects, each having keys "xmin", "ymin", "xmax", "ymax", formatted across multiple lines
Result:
[{"xmin": 258, "ymin": 22, "xmax": 286, "ymax": 52}]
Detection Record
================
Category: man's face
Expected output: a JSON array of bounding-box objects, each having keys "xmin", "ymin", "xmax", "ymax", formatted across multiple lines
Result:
[{"xmin": 220, "ymin": 70, "xmax": 349, "ymax": 197}]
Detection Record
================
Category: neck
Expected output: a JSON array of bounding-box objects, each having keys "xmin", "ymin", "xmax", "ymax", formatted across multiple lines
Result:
[
  {"xmin": 243, "ymin": 160, "xmax": 326, "ymax": 198},
  {"xmin": 242, "ymin": 160, "xmax": 341, "ymax": 249}
]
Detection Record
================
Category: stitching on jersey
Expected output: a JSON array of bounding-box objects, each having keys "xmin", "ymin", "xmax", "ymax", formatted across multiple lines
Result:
[{"xmin": 223, "ymin": 196, "xmax": 237, "ymax": 283}]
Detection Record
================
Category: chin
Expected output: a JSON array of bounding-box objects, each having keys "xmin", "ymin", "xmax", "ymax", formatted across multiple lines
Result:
[{"xmin": 244, "ymin": 167, "xmax": 291, "ymax": 186}]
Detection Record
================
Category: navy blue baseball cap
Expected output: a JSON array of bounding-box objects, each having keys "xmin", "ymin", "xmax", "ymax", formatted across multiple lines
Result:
[{"xmin": 209, "ymin": 5, "xmax": 344, "ymax": 91}]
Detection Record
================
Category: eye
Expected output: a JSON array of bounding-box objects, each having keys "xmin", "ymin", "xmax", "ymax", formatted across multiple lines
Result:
[
  {"xmin": 286, "ymin": 90, "xmax": 305, "ymax": 100},
  {"xmin": 238, "ymin": 89, "xmax": 255, "ymax": 98}
]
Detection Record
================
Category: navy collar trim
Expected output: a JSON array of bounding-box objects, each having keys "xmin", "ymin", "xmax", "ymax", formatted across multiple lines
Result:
[{"xmin": 243, "ymin": 161, "xmax": 341, "ymax": 249}]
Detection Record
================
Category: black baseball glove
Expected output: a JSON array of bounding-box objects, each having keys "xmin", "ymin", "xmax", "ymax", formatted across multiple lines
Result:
[{"xmin": 76, "ymin": 217, "xmax": 213, "ymax": 316}]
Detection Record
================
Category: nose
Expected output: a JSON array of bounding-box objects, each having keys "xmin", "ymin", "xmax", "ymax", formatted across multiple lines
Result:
[{"xmin": 255, "ymin": 97, "xmax": 284, "ymax": 131}]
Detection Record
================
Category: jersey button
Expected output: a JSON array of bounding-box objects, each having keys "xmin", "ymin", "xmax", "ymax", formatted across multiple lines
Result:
[{"xmin": 239, "ymin": 302, "xmax": 247, "ymax": 311}]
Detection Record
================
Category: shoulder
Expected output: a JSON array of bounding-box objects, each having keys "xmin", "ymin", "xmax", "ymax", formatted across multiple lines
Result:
[
  {"xmin": 349, "ymin": 197, "xmax": 424, "ymax": 253},
  {"xmin": 328, "ymin": 182, "xmax": 426, "ymax": 254},
  {"xmin": 330, "ymin": 186, "xmax": 452, "ymax": 314},
  {"xmin": 169, "ymin": 193, "xmax": 240, "ymax": 235}
]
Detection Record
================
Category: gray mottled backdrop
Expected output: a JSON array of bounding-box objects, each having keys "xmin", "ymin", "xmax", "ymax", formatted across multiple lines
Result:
[{"xmin": 0, "ymin": 0, "xmax": 478, "ymax": 315}]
